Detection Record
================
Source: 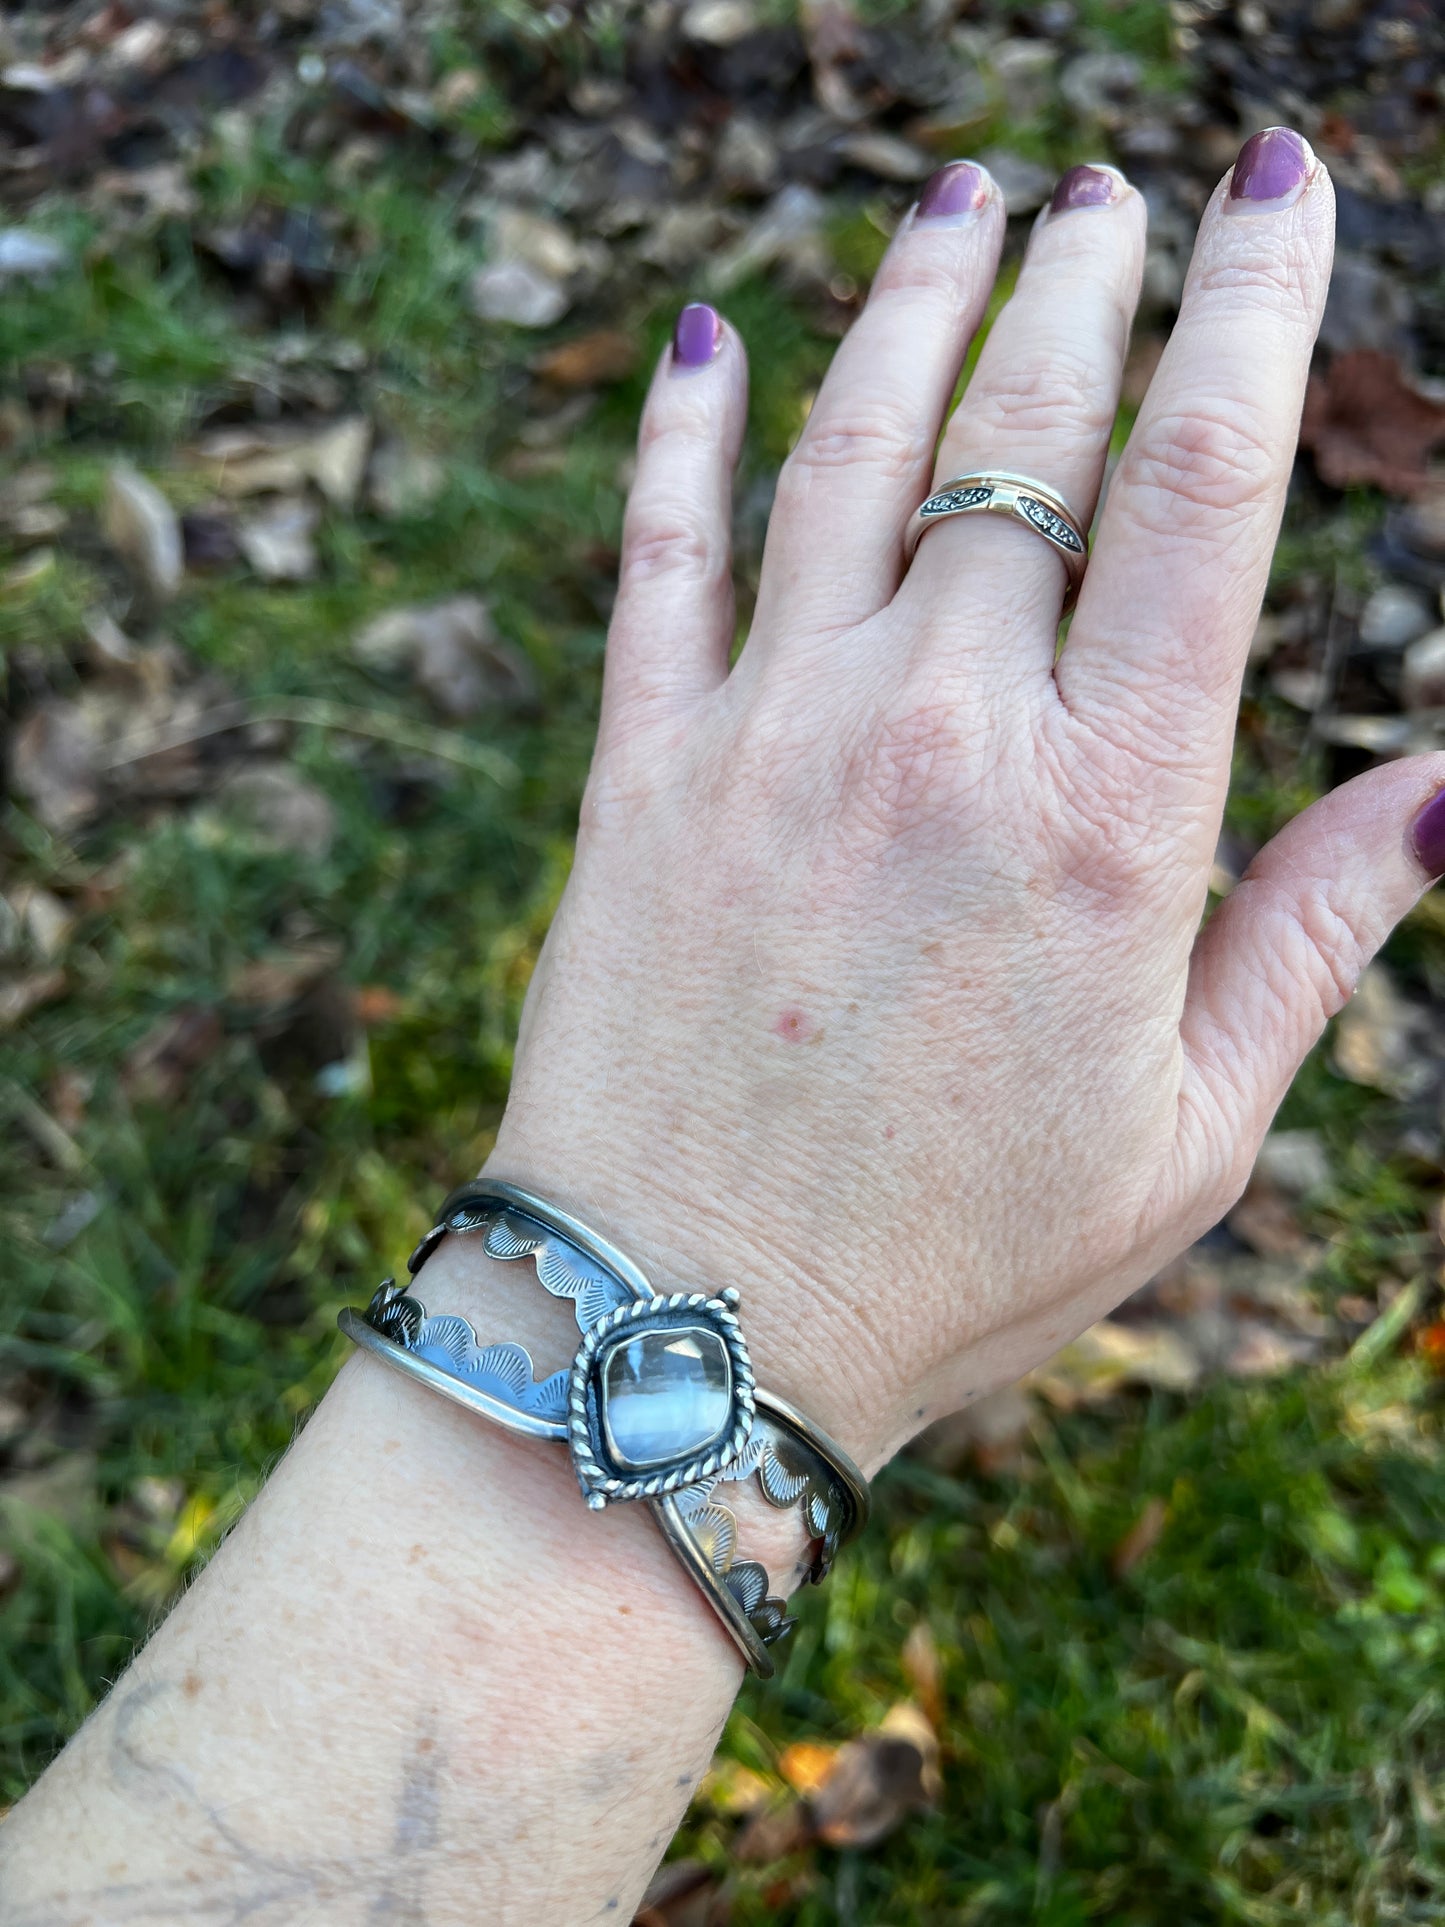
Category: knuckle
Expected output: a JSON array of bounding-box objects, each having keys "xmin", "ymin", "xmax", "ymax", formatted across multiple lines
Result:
[
  {"xmin": 870, "ymin": 250, "xmax": 977, "ymax": 309},
  {"xmin": 1118, "ymin": 404, "xmax": 1276, "ymax": 541},
  {"xmin": 618, "ymin": 510, "xmax": 721, "ymax": 592},
  {"xmin": 963, "ymin": 346, "xmax": 1117, "ymax": 446},
  {"xmin": 786, "ymin": 395, "xmax": 932, "ymax": 487},
  {"xmin": 1189, "ymin": 247, "xmax": 1309, "ymax": 317},
  {"xmin": 1291, "ymin": 882, "xmax": 1367, "ymax": 1023}
]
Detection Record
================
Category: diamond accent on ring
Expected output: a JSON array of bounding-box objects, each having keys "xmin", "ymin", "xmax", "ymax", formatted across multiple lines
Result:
[
  {"xmin": 920, "ymin": 484, "xmax": 993, "ymax": 517},
  {"xmin": 1018, "ymin": 494, "xmax": 1084, "ymax": 553}
]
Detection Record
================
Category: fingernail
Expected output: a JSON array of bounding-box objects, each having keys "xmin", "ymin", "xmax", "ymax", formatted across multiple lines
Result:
[
  {"xmin": 1410, "ymin": 787, "xmax": 1445, "ymax": 878},
  {"xmin": 671, "ymin": 302, "xmax": 722, "ymax": 371},
  {"xmin": 916, "ymin": 160, "xmax": 990, "ymax": 221},
  {"xmin": 1048, "ymin": 163, "xmax": 1124, "ymax": 216},
  {"xmin": 1227, "ymin": 126, "xmax": 1314, "ymax": 209}
]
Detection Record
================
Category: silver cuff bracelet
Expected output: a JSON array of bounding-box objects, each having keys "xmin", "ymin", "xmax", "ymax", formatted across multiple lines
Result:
[{"xmin": 338, "ymin": 1180, "xmax": 869, "ymax": 1677}]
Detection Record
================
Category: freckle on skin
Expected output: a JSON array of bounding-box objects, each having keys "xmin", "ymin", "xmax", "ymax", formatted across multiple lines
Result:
[
  {"xmin": 407, "ymin": 1542, "xmax": 426, "ymax": 1565},
  {"xmin": 182, "ymin": 1673, "xmax": 201, "ymax": 1699}
]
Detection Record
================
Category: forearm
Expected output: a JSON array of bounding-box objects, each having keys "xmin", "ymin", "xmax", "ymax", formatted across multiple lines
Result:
[{"xmin": 0, "ymin": 1221, "xmax": 759, "ymax": 1925}]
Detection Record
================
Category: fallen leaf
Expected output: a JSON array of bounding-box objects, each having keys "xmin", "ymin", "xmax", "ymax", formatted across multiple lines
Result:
[
  {"xmin": 200, "ymin": 417, "xmax": 371, "ymax": 507},
  {"xmin": 217, "ymin": 764, "xmax": 336, "ymax": 859},
  {"xmin": 0, "ymin": 968, "xmax": 67, "ymax": 1028},
  {"xmin": 7, "ymin": 701, "xmax": 100, "ymax": 829},
  {"xmin": 1030, "ymin": 1319, "xmax": 1202, "ymax": 1408},
  {"xmin": 631, "ymin": 1859, "xmax": 723, "ymax": 1927},
  {"xmin": 1402, "ymin": 627, "xmax": 1445, "ymax": 710},
  {"xmin": 732, "ymin": 1796, "xmax": 814, "ymax": 1864},
  {"xmin": 809, "ymin": 1703, "xmax": 940, "ymax": 1850},
  {"xmin": 352, "ymin": 595, "xmax": 536, "ymax": 718},
  {"xmin": 1111, "ymin": 1496, "xmax": 1169, "ymax": 1577},
  {"xmin": 532, "ymin": 330, "xmax": 638, "ymax": 388},
  {"xmin": 911, "ymin": 1383, "xmax": 1034, "ymax": 1474},
  {"xmin": 227, "ymin": 940, "xmax": 344, "ymax": 1009},
  {"xmin": 1301, "ymin": 350, "xmax": 1445, "ymax": 497},
  {"xmin": 470, "ymin": 258, "xmax": 570, "ymax": 327},
  {"xmin": 681, "ymin": 0, "xmax": 759, "ymax": 46},
  {"xmin": 237, "ymin": 497, "xmax": 319, "ymax": 581},
  {"xmin": 835, "ymin": 129, "xmax": 932, "ymax": 180},
  {"xmin": 122, "ymin": 1004, "xmax": 224, "ymax": 1105},
  {"xmin": 366, "ymin": 441, "xmax": 446, "ymax": 517},
  {"xmin": 778, "ymin": 1741, "xmax": 838, "ymax": 1798},
  {"xmin": 102, "ymin": 461, "xmax": 183, "ymax": 601},
  {"xmin": 355, "ymin": 983, "xmax": 404, "ymax": 1025},
  {"xmin": 6, "ymin": 885, "xmax": 74, "ymax": 960},
  {"xmin": 1333, "ymin": 962, "xmax": 1429, "ymax": 1097},
  {"xmin": 0, "ymin": 1452, "xmax": 98, "ymax": 1535},
  {"xmin": 900, "ymin": 1620, "xmax": 944, "ymax": 1731}
]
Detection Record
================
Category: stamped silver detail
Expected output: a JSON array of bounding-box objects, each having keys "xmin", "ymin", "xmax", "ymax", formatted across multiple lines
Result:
[{"xmin": 341, "ymin": 1183, "xmax": 869, "ymax": 1677}]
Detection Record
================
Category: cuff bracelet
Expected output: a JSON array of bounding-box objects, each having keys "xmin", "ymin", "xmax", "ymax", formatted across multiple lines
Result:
[{"xmin": 338, "ymin": 1180, "xmax": 869, "ymax": 1678}]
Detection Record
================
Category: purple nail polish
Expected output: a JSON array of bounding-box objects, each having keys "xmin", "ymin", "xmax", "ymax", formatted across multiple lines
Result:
[
  {"xmin": 1411, "ymin": 788, "xmax": 1445, "ymax": 878},
  {"xmin": 917, "ymin": 160, "xmax": 990, "ymax": 221},
  {"xmin": 1049, "ymin": 164, "xmax": 1121, "ymax": 215},
  {"xmin": 1228, "ymin": 126, "xmax": 1313, "ymax": 206},
  {"xmin": 672, "ymin": 302, "xmax": 722, "ymax": 370}
]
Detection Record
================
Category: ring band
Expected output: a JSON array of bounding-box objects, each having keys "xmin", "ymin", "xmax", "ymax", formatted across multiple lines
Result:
[
  {"xmin": 905, "ymin": 469, "xmax": 1088, "ymax": 610},
  {"xmin": 338, "ymin": 1181, "xmax": 869, "ymax": 1678}
]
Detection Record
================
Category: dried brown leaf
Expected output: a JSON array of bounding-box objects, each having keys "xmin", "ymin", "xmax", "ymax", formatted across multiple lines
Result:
[
  {"xmin": 121, "ymin": 1004, "xmax": 224, "ymax": 1105},
  {"xmin": 808, "ymin": 1703, "xmax": 939, "ymax": 1849},
  {"xmin": 0, "ymin": 968, "xmax": 67, "ymax": 1028},
  {"xmin": 1111, "ymin": 1496, "xmax": 1169, "ymax": 1577},
  {"xmin": 532, "ymin": 330, "xmax": 638, "ymax": 389},
  {"xmin": 1300, "ymin": 350, "xmax": 1445, "ymax": 497},
  {"xmin": 102, "ymin": 461, "xmax": 182, "ymax": 601}
]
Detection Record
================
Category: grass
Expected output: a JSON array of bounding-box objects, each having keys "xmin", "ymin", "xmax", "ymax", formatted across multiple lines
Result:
[{"xmin": 2, "ymin": 3, "xmax": 1444, "ymax": 1916}]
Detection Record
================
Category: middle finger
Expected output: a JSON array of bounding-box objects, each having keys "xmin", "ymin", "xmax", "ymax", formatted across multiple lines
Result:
[{"xmin": 900, "ymin": 164, "xmax": 1146, "ymax": 675}]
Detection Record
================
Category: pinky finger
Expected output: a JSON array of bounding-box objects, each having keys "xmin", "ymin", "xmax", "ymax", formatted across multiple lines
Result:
[{"xmin": 601, "ymin": 305, "xmax": 747, "ymax": 746}]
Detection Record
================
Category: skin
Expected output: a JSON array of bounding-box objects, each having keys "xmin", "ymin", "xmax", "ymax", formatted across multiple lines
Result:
[{"xmin": 5, "ymin": 134, "xmax": 1443, "ymax": 1924}]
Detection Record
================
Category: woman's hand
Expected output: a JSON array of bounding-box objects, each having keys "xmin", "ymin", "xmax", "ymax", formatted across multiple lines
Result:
[
  {"xmin": 493, "ymin": 131, "xmax": 1444, "ymax": 1469},
  {"xmin": 17, "ymin": 133, "xmax": 1445, "ymax": 1927}
]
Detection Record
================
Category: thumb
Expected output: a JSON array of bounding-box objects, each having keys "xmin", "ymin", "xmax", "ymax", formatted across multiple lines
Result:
[{"xmin": 1173, "ymin": 755, "xmax": 1445, "ymax": 1204}]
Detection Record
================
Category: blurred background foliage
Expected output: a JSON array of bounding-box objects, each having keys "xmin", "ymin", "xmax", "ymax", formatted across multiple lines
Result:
[{"xmin": 1, "ymin": 0, "xmax": 1444, "ymax": 1919}]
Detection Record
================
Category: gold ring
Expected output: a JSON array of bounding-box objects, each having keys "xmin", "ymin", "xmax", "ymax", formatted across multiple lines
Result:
[{"xmin": 905, "ymin": 469, "xmax": 1088, "ymax": 611}]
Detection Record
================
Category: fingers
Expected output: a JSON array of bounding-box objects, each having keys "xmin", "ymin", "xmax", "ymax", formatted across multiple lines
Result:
[
  {"xmin": 1172, "ymin": 758, "xmax": 1445, "ymax": 1210},
  {"xmin": 1058, "ymin": 131, "xmax": 1335, "ymax": 783},
  {"xmin": 601, "ymin": 306, "xmax": 747, "ymax": 744},
  {"xmin": 747, "ymin": 161, "xmax": 1006, "ymax": 652},
  {"xmin": 901, "ymin": 165, "xmax": 1146, "ymax": 659}
]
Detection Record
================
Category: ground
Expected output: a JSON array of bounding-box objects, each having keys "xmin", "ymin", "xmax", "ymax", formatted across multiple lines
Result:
[{"xmin": 1, "ymin": 2, "xmax": 1443, "ymax": 1921}]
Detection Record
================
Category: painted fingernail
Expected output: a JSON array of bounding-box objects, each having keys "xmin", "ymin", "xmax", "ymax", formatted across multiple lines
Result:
[
  {"xmin": 671, "ymin": 302, "xmax": 722, "ymax": 370},
  {"xmin": 916, "ymin": 160, "xmax": 990, "ymax": 221},
  {"xmin": 1227, "ymin": 126, "xmax": 1314, "ymax": 209},
  {"xmin": 1410, "ymin": 787, "xmax": 1445, "ymax": 878},
  {"xmin": 1048, "ymin": 163, "xmax": 1124, "ymax": 215}
]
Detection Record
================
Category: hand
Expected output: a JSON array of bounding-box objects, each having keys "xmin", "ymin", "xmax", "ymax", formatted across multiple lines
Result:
[{"xmin": 490, "ymin": 132, "xmax": 1445, "ymax": 1469}]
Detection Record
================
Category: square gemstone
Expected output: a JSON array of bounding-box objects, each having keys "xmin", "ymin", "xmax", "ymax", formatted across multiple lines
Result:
[{"xmin": 600, "ymin": 1323, "xmax": 733, "ymax": 1470}]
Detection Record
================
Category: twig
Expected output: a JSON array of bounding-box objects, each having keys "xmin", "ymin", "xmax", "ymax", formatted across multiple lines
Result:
[{"xmin": 101, "ymin": 698, "xmax": 519, "ymax": 787}]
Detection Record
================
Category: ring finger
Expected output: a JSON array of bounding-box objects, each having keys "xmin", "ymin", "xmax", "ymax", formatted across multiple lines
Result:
[{"xmin": 899, "ymin": 164, "xmax": 1146, "ymax": 670}]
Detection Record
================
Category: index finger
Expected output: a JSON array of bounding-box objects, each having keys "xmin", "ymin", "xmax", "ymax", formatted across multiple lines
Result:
[{"xmin": 1056, "ymin": 130, "xmax": 1334, "ymax": 803}]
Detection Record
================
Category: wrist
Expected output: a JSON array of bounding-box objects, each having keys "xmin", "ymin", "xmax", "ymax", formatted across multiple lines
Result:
[{"xmin": 479, "ymin": 1125, "xmax": 906, "ymax": 1473}]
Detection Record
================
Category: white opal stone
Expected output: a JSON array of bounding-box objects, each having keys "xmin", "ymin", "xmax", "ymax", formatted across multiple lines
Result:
[{"xmin": 601, "ymin": 1324, "xmax": 732, "ymax": 1470}]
